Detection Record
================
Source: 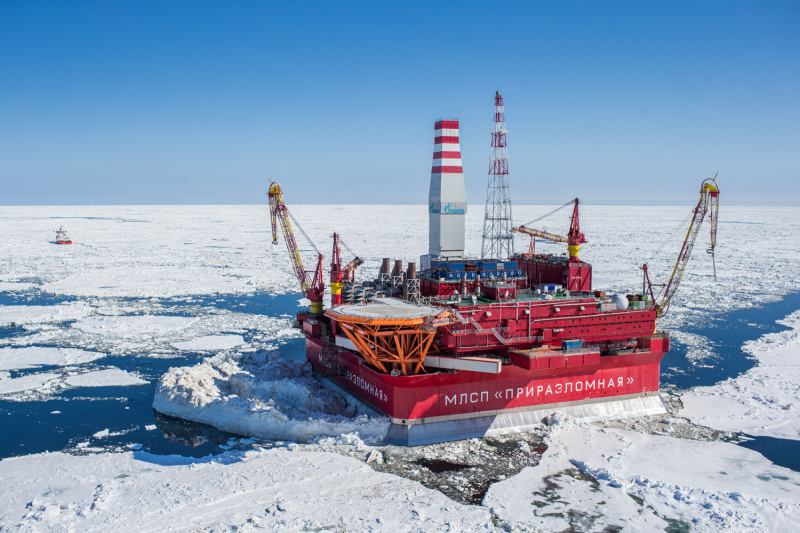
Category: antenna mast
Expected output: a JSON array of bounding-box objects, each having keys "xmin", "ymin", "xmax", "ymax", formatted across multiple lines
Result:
[{"xmin": 481, "ymin": 91, "xmax": 513, "ymax": 259}]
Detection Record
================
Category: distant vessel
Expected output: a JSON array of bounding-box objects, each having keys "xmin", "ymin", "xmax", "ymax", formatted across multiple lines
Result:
[{"xmin": 55, "ymin": 226, "xmax": 73, "ymax": 245}]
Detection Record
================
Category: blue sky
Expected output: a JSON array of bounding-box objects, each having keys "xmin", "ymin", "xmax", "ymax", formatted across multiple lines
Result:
[{"xmin": 1, "ymin": 1, "xmax": 797, "ymax": 205}]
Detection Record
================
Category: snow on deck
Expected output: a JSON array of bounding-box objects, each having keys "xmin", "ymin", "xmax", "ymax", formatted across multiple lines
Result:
[{"xmin": 329, "ymin": 297, "xmax": 443, "ymax": 320}]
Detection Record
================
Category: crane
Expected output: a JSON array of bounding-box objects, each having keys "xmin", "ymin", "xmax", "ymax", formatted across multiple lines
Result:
[
  {"xmin": 268, "ymin": 181, "xmax": 325, "ymax": 314},
  {"xmin": 512, "ymin": 225, "xmax": 567, "ymax": 254},
  {"xmin": 642, "ymin": 176, "xmax": 720, "ymax": 318},
  {"xmin": 514, "ymin": 198, "xmax": 585, "ymax": 259},
  {"xmin": 330, "ymin": 232, "xmax": 364, "ymax": 306},
  {"xmin": 567, "ymin": 198, "xmax": 587, "ymax": 262}
]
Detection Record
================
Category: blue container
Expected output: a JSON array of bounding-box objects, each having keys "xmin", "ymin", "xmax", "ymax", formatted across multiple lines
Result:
[
  {"xmin": 449, "ymin": 263, "xmax": 465, "ymax": 272},
  {"xmin": 480, "ymin": 262, "xmax": 497, "ymax": 271},
  {"xmin": 479, "ymin": 271, "xmax": 490, "ymax": 279},
  {"xmin": 505, "ymin": 262, "xmax": 518, "ymax": 270},
  {"xmin": 465, "ymin": 271, "xmax": 477, "ymax": 280},
  {"xmin": 562, "ymin": 340, "xmax": 583, "ymax": 351}
]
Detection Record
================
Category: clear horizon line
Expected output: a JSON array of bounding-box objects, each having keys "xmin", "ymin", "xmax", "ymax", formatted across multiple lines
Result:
[{"xmin": 1, "ymin": 201, "xmax": 799, "ymax": 208}]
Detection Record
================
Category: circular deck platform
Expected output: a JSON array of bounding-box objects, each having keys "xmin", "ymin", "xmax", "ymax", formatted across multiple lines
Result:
[{"xmin": 328, "ymin": 298, "xmax": 443, "ymax": 321}]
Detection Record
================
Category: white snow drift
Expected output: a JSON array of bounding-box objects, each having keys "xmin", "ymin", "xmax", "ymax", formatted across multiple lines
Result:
[
  {"xmin": 153, "ymin": 351, "xmax": 390, "ymax": 443},
  {"xmin": 0, "ymin": 448, "xmax": 494, "ymax": 532}
]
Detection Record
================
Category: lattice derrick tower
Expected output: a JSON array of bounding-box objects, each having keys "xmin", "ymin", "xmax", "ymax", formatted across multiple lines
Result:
[{"xmin": 481, "ymin": 91, "xmax": 513, "ymax": 259}]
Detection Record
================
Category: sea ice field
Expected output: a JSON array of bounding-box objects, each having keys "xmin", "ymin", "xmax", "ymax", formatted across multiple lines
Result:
[{"xmin": 1, "ymin": 203, "xmax": 800, "ymax": 532}]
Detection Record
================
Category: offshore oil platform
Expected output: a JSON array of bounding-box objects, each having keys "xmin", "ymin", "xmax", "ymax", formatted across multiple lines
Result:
[{"xmin": 269, "ymin": 92, "xmax": 720, "ymax": 445}]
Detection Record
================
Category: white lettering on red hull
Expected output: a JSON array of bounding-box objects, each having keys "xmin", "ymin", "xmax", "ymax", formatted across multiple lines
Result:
[
  {"xmin": 346, "ymin": 371, "xmax": 388, "ymax": 403},
  {"xmin": 440, "ymin": 375, "xmax": 637, "ymax": 405}
]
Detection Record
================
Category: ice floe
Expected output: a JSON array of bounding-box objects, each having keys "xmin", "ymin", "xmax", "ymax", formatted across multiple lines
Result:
[
  {"xmin": 0, "ymin": 281, "xmax": 36, "ymax": 292},
  {"xmin": 64, "ymin": 368, "xmax": 149, "ymax": 387},
  {"xmin": 72, "ymin": 315, "xmax": 198, "ymax": 338},
  {"xmin": 0, "ymin": 301, "xmax": 92, "ymax": 326},
  {"xmin": 171, "ymin": 334, "xmax": 245, "ymax": 351},
  {"xmin": 0, "ymin": 372, "xmax": 61, "ymax": 395},
  {"xmin": 0, "ymin": 346, "xmax": 104, "ymax": 370},
  {"xmin": 153, "ymin": 350, "xmax": 390, "ymax": 444}
]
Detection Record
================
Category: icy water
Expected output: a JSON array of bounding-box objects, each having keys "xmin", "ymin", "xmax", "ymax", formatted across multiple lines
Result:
[
  {"xmin": 1, "ymin": 289, "xmax": 799, "ymax": 476},
  {"xmin": 0, "ymin": 291, "xmax": 305, "ymax": 459},
  {"xmin": 663, "ymin": 292, "xmax": 800, "ymax": 472},
  {"xmin": 663, "ymin": 291, "xmax": 800, "ymax": 390}
]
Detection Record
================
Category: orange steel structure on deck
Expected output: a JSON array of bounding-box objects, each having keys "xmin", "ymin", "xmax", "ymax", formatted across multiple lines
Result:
[{"xmin": 326, "ymin": 310, "xmax": 455, "ymax": 375}]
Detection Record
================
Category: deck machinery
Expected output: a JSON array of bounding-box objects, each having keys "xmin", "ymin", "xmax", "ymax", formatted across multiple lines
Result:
[{"xmin": 274, "ymin": 183, "xmax": 719, "ymax": 446}]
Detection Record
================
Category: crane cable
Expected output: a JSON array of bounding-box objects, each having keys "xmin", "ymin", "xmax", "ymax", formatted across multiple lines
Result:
[
  {"xmin": 519, "ymin": 199, "xmax": 575, "ymax": 228},
  {"xmin": 642, "ymin": 210, "xmax": 694, "ymax": 268},
  {"xmin": 338, "ymin": 236, "xmax": 356, "ymax": 257},
  {"xmin": 287, "ymin": 209, "xmax": 321, "ymax": 256}
]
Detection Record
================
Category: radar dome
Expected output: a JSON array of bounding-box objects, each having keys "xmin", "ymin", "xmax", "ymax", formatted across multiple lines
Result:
[{"xmin": 613, "ymin": 294, "xmax": 629, "ymax": 310}]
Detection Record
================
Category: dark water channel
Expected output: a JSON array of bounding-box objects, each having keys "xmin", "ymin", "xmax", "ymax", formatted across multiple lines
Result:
[
  {"xmin": 663, "ymin": 292, "xmax": 800, "ymax": 473},
  {"xmin": 662, "ymin": 292, "xmax": 800, "ymax": 390}
]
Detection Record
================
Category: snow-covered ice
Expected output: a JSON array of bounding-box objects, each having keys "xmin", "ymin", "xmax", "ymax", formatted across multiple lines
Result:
[
  {"xmin": 0, "ymin": 281, "xmax": 36, "ymax": 292},
  {"xmin": 73, "ymin": 315, "xmax": 197, "ymax": 338},
  {"xmin": 171, "ymin": 334, "xmax": 245, "ymax": 351},
  {"xmin": 0, "ymin": 302, "xmax": 91, "ymax": 326},
  {"xmin": 486, "ymin": 425, "xmax": 800, "ymax": 532},
  {"xmin": 0, "ymin": 448, "xmax": 495, "ymax": 532},
  {"xmin": 153, "ymin": 351, "xmax": 390, "ymax": 443},
  {"xmin": 2, "ymin": 204, "xmax": 800, "ymax": 531},
  {"xmin": 0, "ymin": 371, "xmax": 61, "ymax": 395},
  {"xmin": 2, "ymin": 205, "xmax": 799, "ymax": 315},
  {"xmin": 0, "ymin": 346, "xmax": 104, "ymax": 371},
  {"xmin": 680, "ymin": 309, "xmax": 800, "ymax": 440},
  {"xmin": 64, "ymin": 368, "xmax": 149, "ymax": 387}
]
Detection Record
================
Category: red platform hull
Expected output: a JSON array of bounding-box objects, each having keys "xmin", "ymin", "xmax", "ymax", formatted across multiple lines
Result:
[{"xmin": 306, "ymin": 335, "xmax": 667, "ymax": 424}]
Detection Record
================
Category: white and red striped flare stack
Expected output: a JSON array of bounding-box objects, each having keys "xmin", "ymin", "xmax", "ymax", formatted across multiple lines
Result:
[{"xmin": 425, "ymin": 120, "xmax": 467, "ymax": 264}]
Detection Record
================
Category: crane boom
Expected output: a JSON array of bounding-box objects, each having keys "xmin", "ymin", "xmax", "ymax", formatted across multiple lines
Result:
[
  {"xmin": 512, "ymin": 225, "xmax": 567, "ymax": 254},
  {"xmin": 644, "ymin": 176, "xmax": 719, "ymax": 318},
  {"xmin": 343, "ymin": 256, "xmax": 364, "ymax": 278},
  {"xmin": 512, "ymin": 198, "xmax": 584, "ymax": 258},
  {"xmin": 268, "ymin": 181, "xmax": 325, "ymax": 314}
]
